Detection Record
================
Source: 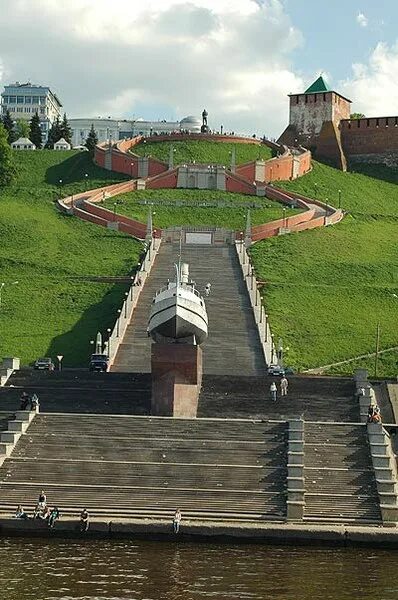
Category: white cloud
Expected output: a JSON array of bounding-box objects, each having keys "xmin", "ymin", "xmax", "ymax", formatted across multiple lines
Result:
[
  {"xmin": 356, "ymin": 12, "xmax": 368, "ymax": 28},
  {"xmin": 341, "ymin": 42, "xmax": 398, "ymax": 116},
  {"xmin": 0, "ymin": 0, "xmax": 304, "ymax": 136}
]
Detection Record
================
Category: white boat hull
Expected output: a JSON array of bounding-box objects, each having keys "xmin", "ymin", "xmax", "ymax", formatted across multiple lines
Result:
[{"xmin": 148, "ymin": 291, "xmax": 208, "ymax": 345}]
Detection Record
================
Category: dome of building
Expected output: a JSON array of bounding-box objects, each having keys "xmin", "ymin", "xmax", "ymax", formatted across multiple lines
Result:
[{"xmin": 180, "ymin": 115, "xmax": 202, "ymax": 132}]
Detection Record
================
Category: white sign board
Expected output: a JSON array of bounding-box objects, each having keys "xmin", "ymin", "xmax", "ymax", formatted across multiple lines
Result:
[{"xmin": 185, "ymin": 232, "xmax": 212, "ymax": 245}]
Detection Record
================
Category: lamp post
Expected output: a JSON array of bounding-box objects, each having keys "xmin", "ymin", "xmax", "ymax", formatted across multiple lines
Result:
[
  {"xmin": 116, "ymin": 310, "xmax": 121, "ymax": 337},
  {"xmin": 282, "ymin": 207, "xmax": 286, "ymax": 229},
  {"xmin": 106, "ymin": 328, "xmax": 111, "ymax": 357},
  {"xmin": 84, "ymin": 173, "xmax": 88, "ymax": 190},
  {"xmin": 265, "ymin": 313, "xmax": 268, "ymax": 342},
  {"xmin": 113, "ymin": 202, "xmax": 117, "ymax": 221},
  {"xmin": 130, "ymin": 162, "xmax": 134, "ymax": 179},
  {"xmin": 124, "ymin": 292, "xmax": 129, "ymax": 318},
  {"xmin": 58, "ymin": 179, "xmax": 63, "ymax": 199},
  {"xmin": 374, "ymin": 322, "xmax": 381, "ymax": 378},
  {"xmin": 338, "ymin": 189, "xmax": 342, "ymax": 209}
]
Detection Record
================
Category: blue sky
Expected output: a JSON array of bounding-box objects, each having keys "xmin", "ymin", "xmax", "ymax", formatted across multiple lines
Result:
[
  {"xmin": 284, "ymin": 0, "xmax": 397, "ymax": 87},
  {"xmin": 0, "ymin": 0, "xmax": 397, "ymax": 135}
]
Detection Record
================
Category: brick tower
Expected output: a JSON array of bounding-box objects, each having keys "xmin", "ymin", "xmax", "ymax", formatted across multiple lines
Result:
[{"xmin": 278, "ymin": 76, "xmax": 351, "ymax": 169}]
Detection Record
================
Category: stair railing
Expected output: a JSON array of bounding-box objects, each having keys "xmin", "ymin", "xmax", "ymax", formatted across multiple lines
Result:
[
  {"xmin": 234, "ymin": 240, "xmax": 276, "ymax": 366},
  {"xmin": 105, "ymin": 237, "xmax": 162, "ymax": 368}
]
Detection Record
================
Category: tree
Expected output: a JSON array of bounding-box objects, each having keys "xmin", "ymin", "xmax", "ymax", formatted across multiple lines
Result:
[
  {"xmin": 15, "ymin": 119, "xmax": 30, "ymax": 139},
  {"xmin": 0, "ymin": 123, "xmax": 15, "ymax": 186},
  {"xmin": 29, "ymin": 112, "xmax": 43, "ymax": 149},
  {"xmin": 1, "ymin": 109, "xmax": 16, "ymax": 144},
  {"xmin": 46, "ymin": 116, "xmax": 62, "ymax": 148},
  {"xmin": 85, "ymin": 124, "xmax": 98, "ymax": 156},
  {"xmin": 60, "ymin": 112, "xmax": 72, "ymax": 145},
  {"xmin": 350, "ymin": 113, "xmax": 365, "ymax": 120}
]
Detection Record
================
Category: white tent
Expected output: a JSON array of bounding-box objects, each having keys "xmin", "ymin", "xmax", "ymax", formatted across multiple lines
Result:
[
  {"xmin": 11, "ymin": 137, "xmax": 36, "ymax": 150},
  {"xmin": 54, "ymin": 137, "xmax": 71, "ymax": 150}
]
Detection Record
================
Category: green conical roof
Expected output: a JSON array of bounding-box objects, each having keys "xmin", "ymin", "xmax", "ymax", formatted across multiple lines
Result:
[{"xmin": 304, "ymin": 76, "xmax": 331, "ymax": 94}]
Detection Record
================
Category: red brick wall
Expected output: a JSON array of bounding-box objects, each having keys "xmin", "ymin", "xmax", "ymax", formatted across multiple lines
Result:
[
  {"xmin": 236, "ymin": 163, "xmax": 256, "ymax": 181},
  {"xmin": 341, "ymin": 116, "xmax": 398, "ymax": 155},
  {"xmin": 225, "ymin": 172, "xmax": 256, "ymax": 195},
  {"xmin": 95, "ymin": 147, "xmax": 106, "ymax": 168},
  {"xmin": 147, "ymin": 158, "xmax": 169, "ymax": 177},
  {"xmin": 264, "ymin": 156, "xmax": 293, "ymax": 181},
  {"xmin": 146, "ymin": 169, "xmax": 179, "ymax": 189}
]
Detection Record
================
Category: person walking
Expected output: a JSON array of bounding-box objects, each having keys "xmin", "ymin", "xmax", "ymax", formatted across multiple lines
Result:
[
  {"xmin": 280, "ymin": 376, "xmax": 288, "ymax": 397},
  {"xmin": 270, "ymin": 381, "xmax": 277, "ymax": 402},
  {"xmin": 173, "ymin": 508, "xmax": 182, "ymax": 534}
]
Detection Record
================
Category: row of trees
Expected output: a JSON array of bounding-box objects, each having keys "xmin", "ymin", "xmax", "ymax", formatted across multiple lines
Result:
[{"xmin": 0, "ymin": 110, "xmax": 73, "ymax": 149}]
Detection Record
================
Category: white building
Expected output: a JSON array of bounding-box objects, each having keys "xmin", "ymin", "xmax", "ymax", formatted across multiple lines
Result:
[
  {"xmin": 54, "ymin": 137, "xmax": 71, "ymax": 150},
  {"xmin": 11, "ymin": 137, "xmax": 36, "ymax": 150},
  {"xmin": 1, "ymin": 82, "xmax": 62, "ymax": 143},
  {"xmin": 69, "ymin": 116, "xmax": 201, "ymax": 147}
]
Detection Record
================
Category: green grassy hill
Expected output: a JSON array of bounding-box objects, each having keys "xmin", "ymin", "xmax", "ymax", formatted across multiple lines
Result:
[
  {"xmin": 131, "ymin": 139, "xmax": 273, "ymax": 165},
  {"xmin": 251, "ymin": 161, "xmax": 398, "ymax": 376},
  {"xmin": 0, "ymin": 151, "xmax": 139, "ymax": 367},
  {"xmin": 105, "ymin": 189, "xmax": 300, "ymax": 229}
]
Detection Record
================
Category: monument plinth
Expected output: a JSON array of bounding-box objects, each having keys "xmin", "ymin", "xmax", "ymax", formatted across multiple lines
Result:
[{"xmin": 151, "ymin": 343, "xmax": 203, "ymax": 418}]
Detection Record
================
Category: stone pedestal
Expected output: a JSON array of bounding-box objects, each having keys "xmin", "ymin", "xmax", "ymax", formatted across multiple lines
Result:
[{"xmin": 151, "ymin": 344, "xmax": 203, "ymax": 418}]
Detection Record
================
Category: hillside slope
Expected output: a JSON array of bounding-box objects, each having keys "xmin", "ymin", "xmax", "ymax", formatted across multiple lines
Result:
[
  {"xmin": 0, "ymin": 151, "xmax": 140, "ymax": 366},
  {"xmin": 251, "ymin": 161, "xmax": 398, "ymax": 376}
]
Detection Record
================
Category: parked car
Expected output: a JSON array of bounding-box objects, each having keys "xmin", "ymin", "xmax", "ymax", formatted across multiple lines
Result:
[
  {"xmin": 34, "ymin": 357, "xmax": 55, "ymax": 371},
  {"xmin": 267, "ymin": 364, "xmax": 285, "ymax": 376},
  {"xmin": 89, "ymin": 354, "xmax": 109, "ymax": 372}
]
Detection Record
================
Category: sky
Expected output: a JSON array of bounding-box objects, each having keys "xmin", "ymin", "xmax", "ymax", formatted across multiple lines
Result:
[{"xmin": 0, "ymin": 0, "xmax": 397, "ymax": 137}]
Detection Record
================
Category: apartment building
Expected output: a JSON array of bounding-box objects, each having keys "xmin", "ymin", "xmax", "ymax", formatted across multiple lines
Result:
[{"xmin": 1, "ymin": 82, "xmax": 62, "ymax": 142}]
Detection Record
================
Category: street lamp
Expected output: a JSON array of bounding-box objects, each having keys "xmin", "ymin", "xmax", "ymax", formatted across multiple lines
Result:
[
  {"xmin": 84, "ymin": 173, "xmax": 88, "ymax": 190},
  {"xmin": 113, "ymin": 202, "xmax": 117, "ymax": 221},
  {"xmin": 0, "ymin": 281, "xmax": 19, "ymax": 309},
  {"xmin": 130, "ymin": 162, "xmax": 134, "ymax": 178},
  {"xmin": 58, "ymin": 179, "xmax": 63, "ymax": 198},
  {"xmin": 106, "ymin": 328, "xmax": 111, "ymax": 357},
  {"xmin": 116, "ymin": 310, "xmax": 121, "ymax": 336},
  {"xmin": 124, "ymin": 292, "xmax": 129, "ymax": 318},
  {"xmin": 282, "ymin": 207, "xmax": 287, "ymax": 229},
  {"xmin": 338, "ymin": 189, "xmax": 342, "ymax": 209}
]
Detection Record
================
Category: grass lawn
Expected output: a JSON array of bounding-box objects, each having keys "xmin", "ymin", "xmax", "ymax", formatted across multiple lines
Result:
[
  {"xmin": 131, "ymin": 139, "xmax": 273, "ymax": 166},
  {"xmin": 104, "ymin": 189, "xmax": 300, "ymax": 229},
  {"xmin": 0, "ymin": 150, "xmax": 140, "ymax": 367},
  {"xmin": 250, "ymin": 159, "xmax": 398, "ymax": 375},
  {"xmin": 278, "ymin": 160, "xmax": 398, "ymax": 217}
]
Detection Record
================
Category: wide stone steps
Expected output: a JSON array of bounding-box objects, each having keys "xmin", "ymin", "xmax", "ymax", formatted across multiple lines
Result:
[
  {"xmin": 0, "ymin": 484, "xmax": 286, "ymax": 518},
  {"xmin": 199, "ymin": 375, "xmax": 359, "ymax": 421},
  {"xmin": 112, "ymin": 243, "xmax": 265, "ymax": 375},
  {"xmin": 0, "ymin": 459, "xmax": 285, "ymax": 490},
  {"xmin": 303, "ymin": 422, "xmax": 381, "ymax": 523},
  {"xmin": 305, "ymin": 468, "xmax": 377, "ymax": 491},
  {"xmin": 0, "ymin": 413, "xmax": 287, "ymax": 521}
]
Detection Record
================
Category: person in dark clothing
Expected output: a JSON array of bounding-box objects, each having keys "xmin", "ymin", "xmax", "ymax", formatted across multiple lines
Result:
[
  {"xmin": 80, "ymin": 508, "xmax": 89, "ymax": 532},
  {"xmin": 20, "ymin": 392, "xmax": 30, "ymax": 410}
]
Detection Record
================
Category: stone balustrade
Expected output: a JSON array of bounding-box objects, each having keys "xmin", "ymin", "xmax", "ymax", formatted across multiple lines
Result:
[
  {"xmin": 106, "ymin": 237, "xmax": 161, "ymax": 368},
  {"xmin": 235, "ymin": 241, "xmax": 275, "ymax": 366}
]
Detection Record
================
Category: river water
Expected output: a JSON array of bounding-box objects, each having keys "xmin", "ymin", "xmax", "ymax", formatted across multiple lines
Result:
[{"xmin": 0, "ymin": 537, "xmax": 397, "ymax": 600}]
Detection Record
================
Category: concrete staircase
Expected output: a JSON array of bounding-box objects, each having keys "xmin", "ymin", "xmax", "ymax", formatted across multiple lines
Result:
[
  {"xmin": 304, "ymin": 422, "xmax": 381, "ymax": 523},
  {"xmin": 0, "ymin": 369, "xmax": 151, "ymax": 415},
  {"xmin": 0, "ymin": 414, "xmax": 288, "ymax": 521},
  {"xmin": 199, "ymin": 375, "xmax": 359, "ymax": 421},
  {"xmin": 111, "ymin": 243, "xmax": 265, "ymax": 376}
]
